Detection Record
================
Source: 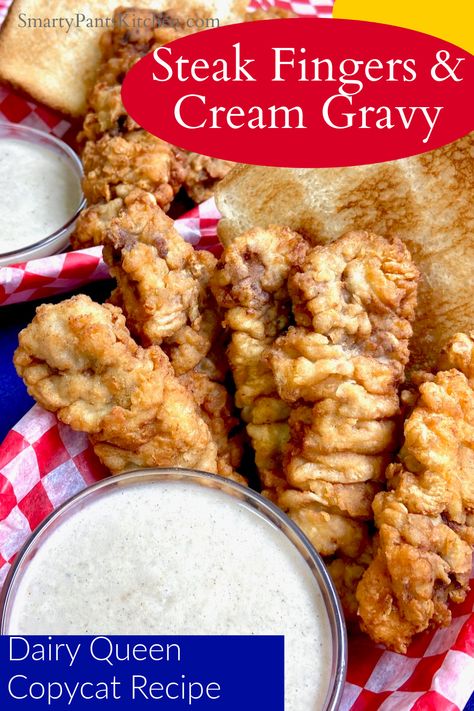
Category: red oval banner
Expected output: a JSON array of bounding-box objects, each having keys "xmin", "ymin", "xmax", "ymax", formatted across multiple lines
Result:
[{"xmin": 122, "ymin": 18, "xmax": 474, "ymax": 168}]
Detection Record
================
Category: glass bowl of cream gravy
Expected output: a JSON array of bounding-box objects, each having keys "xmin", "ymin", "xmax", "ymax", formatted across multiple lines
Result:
[
  {"xmin": 0, "ymin": 469, "xmax": 347, "ymax": 711},
  {"xmin": 0, "ymin": 122, "xmax": 85, "ymax": 266}
]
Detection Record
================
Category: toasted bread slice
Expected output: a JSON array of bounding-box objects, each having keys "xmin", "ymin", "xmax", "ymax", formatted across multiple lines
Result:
[
  {"xmin": 0, "ymin": 0, "xmax": 247, "ymax": 116},
  {"xmin": 217, "ymin": 134, "xmax": 474, "ymax": 370}
]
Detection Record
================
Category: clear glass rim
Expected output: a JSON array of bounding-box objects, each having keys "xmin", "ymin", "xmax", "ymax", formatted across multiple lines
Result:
[
  {"xmin": 0, "ymin": 121, "xmax": 86, "ymax": 259},
  {"xmin": 0, "ymin": 467, "xmax": 347, "ymax": 711}
]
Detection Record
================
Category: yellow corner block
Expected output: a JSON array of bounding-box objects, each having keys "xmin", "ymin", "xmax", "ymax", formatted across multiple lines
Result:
[{"xmin": 333, "ymin": 0, "xmax": 473, "ymax": 54}]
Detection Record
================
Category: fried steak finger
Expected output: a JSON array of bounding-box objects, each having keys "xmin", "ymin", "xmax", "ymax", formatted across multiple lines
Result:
[
  {"xmin": 79, "ymin": 7, "xmax": 233, "ymax": 209},
  {"xmin": 14, "ymin": 295, "xmax": 218, "ymax": 475},
  {"xmin": 356, "ymin": 332, "xmax": 474, "ymax": 653},
  {"xmin": 81, "ymin": 131, "xmax": 186, "ymax": 209},
  {"xmin": 74, "ymin": 190, "xmax": 244, "ymax": 479},
  {"xmin": 214, "ymin": 228, "xmax": 418, "ymax": 565},
  {"xmin": 75, "ymin": 190, "xmax": 214, "ymax": 344},
  {"xmin": 181, "ymin": 152, "xmax": 235, "ymax": 204},
  {"xmin": 80, "ymin": 8, "xmax": 184, "ymax": 143},
  {"xmin": 266, "ymin": 232, "xmax": 418, "ymax": 557},
  {"xmin": 211, "ymin": 226, "xmax": 309, "ymax": 486}
]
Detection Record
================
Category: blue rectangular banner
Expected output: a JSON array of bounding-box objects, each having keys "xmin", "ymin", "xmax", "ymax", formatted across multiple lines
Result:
[{"xmin": 0, "ymin": 636, "xmax": 284, "ymax": 709}]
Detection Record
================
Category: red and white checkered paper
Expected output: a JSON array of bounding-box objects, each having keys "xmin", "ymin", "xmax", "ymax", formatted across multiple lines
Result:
[
  {"xmin": 0, "ymin": 199, "xmax": 222, "ymax": 306},
  {"xmin": 0, "ymin": 0, "xmax": 473, "ymax": 709}
]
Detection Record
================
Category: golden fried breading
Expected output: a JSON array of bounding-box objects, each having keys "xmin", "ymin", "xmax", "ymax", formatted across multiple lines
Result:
[
  {"xmin": 271, "ymin": 331, "xmax": 401, "ymax": 486},
  {"xmin": 357, "ymin": 332, "xmax": 474, "ymax": 653},
  {"xmin": 100, "ymin": 8, "xmax": 184, "ymax": 60},
  {"xmin": 72, "ymin": 196, "xmax": 124, "ymax": 250},
  {"xmin": 163, "ymin": 305, "xmax": 229, "ymax": 382},
  {"xmin": 289, "ymin": 230, "xmax": 418, "ymax": 363},
  {"xmin": 280, "ymin": 488, "xmax": 370, "ymax": 557},
  {"xmin": 358, "ymin": 497, "xmax": 471, "ymax": 653},
  {"xmin": 14, "ymin": 295, "xmax": 218, "ymax": 475},
  {"xmin": 73, "ymin": 190, "xmax": 227, "ymax": 377},
  {"xmin": 163, "ymin": 321, "xmax": 218, "ymax": 377},
  {"xmin": 438, "ymin": 330, "xmax": 474, "ymax": 377},
  {"xmin": 93, "ymin": 190, "xmax": 216, "ymax": 344},
  {"xmin": 166, "ymin": 307, "xmax": 243, "ymax": 480},
  {"xmin": 179, "ymin": 371, "xmax": 245, "ymax": 484},
  {"xmin": 75, "ymin": 189, "xmax": 243, "ymax": 479},
  {"xmin": 181, "ymin": 152, "xmax": 235, "ymax": 204},
  {"xmin": 159, "ymin": 262, "xmax": 242, "ymax": 479},
  {"xmin": 80, "ymin": 7, "xmax": 298, "ymax": 207},
  {"xmin": 389, "ymin": 373, "xmax": 474, "ymax": 534},
  {"xmin": 215, "ymin": 229, "xmax": 418, "ymax": 562},
  {"xmin": 79, "ymin": 6, "xmax": 300, "ymax": 211},
  {"xmin": 72, "ymin": 188, "xmax": 177, "ymax": 252},
  {"xmin": 327, "ymin": 547, "xmax": 373, "ymax": 624},
  {"xmin": 77, "ymin": 189, "xmax": 243, "ymax": 479},
  {"xmin": 265, "ymin": 232, "xmax": 418, "ymax": 557},
  {"xmin": 80, "ymin": 53, "xmax": 140, "ymax": 143},
  {"xmin": 211, "ymin": 226, "xmax": 309, "ymax": 484},
  {"xmin": 82, "ymin": 131, "xmax": 186, "ymax": 209},
  {"xmin": 80, "ymin": 8, "xmax": 186, "ymax": 143},
  {"xmin": 79, "ymin": 7, "xmax": 230, "ymax": 206}
]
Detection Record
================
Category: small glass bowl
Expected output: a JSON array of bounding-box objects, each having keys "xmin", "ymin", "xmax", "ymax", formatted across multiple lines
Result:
[
  {"xmin": 0, "ymin": 468, "xmax": 347, "ymax": 710},
  {"xmin": 0, "ymin": 122, "xmax": 86, "ymax": 266}
]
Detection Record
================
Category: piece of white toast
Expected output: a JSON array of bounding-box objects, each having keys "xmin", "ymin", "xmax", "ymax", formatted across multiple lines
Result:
[
  {"xmin": 216, "ymin": 134, "xmax": 474, "ymax": 370},
  {"xmin": 0, "ymin": 0, "xmax": 247, "ymax": 116}
]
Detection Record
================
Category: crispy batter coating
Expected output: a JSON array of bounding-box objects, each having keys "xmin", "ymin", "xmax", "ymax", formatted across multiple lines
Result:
[
  {"xmin": 79, "ymin": 7, "xmax": 294, "ymax": 208},
  {"xmin": 75, "ymin": 190, "xmax": 217, "ymax": 347},
  {"xmin": 74, "ymin": 5, "xmax": 299, "ymax": 475},
  {"xmin": 80, "ymin": 53, "xmax": 140, "ymax": 143},
  {"xmin": 72, "ymin": 195, "xmax": 125, "ymax": 250},
  {"xmin": 356, "ymin": 333, "xmax": 474, "ymax": 653},
  {"xmin": 280, "ymin": 488, "xmax": 370, "ymax": 558},
  {"xmin": 79, "ymin": 7, "xmax": 231, "ymax": 206},
  {"xmin": 171, "ymin": 325, "xmax": 243, "ymax": 479},
  {"xmin": 266, "ymin": 232, "xmax": 418, "ymax": 557},
  {"xmin": 357, "ymin": 497, "xmax": 472, "ymax": 653},
  {"xmin": 75, "ymin": 190, "xmax": 244, "ymax": 479},
  {"xmin": 181, "ymin": 152, "xmax": 235, "ymax": 204},
  {"xmin": 179, "ymin": 371, "xmax": 245, "ymax": 484},
  {"xmin": 214, "ymin": 229, "xmax": 418, "ymax": 561},
  {"xmin": 288, "ymin": 230, "xmax": 417, "ymax": 363},
  {"xmin": 163, "ymin": 304, "xmax": 229, "ymax": 382},
  {"xmin": 82, "ymin": 131, "xmax": 186, "ymax": 209},
  {"xmin": 14, "ymin": 295, "xmax": 218, "ymax": 475},
  {"xmin": 96, "ymin": 190, "xmax": 216, "ymax": 345},
  {"xmin": 79, "ymin": 12, "xmax": 186, "ymax": 210},
  {"xmin": 100, "ymin": 8, "xmax": 184, "ymax": 60},
  {"xmin": 80, "ymin": 8, "xmax": 186, "ymax": 143},
  {"xmin": 110, "ymin": 293, "xmax": 243, "ymax": 479},
  {"xmin": 211, "ymin": 226, "xmax": 309, "ymax": 484},
  {"xmin": 160, "ymin": 284, "xmax": 243, "ymax": 479},
  {"xmin": 327, "ymin": 548, "xmax": 373, "ymax": 625}
]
